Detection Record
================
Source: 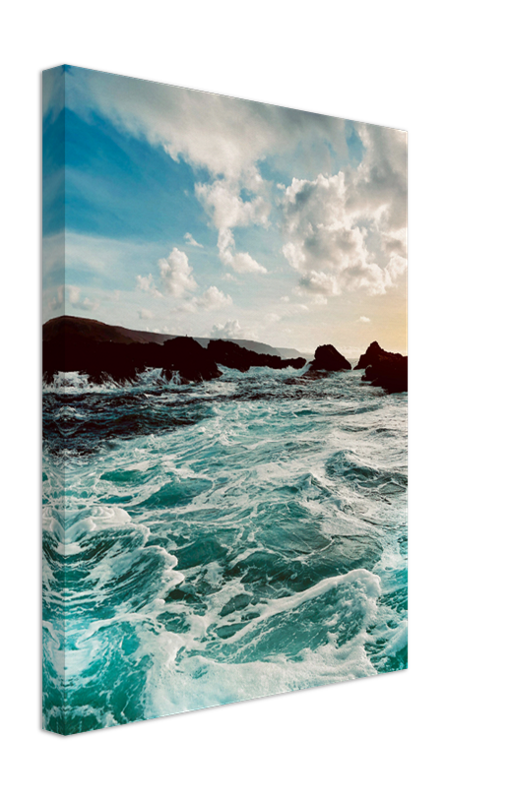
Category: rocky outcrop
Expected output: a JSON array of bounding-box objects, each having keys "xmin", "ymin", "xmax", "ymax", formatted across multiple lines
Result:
[
  {"xmin": 162, "ymin": 337, "xmax": 221, "ymax": 382},
  {"xmin": 307, "ymin": 344, "xmax": 351, "ymax": 373},
  {"xmin": 42, "ymin": 316, "xmax": 306, "ymax": 383},
  {"xmin": 43, "ymin": 335, "xmax": 221, "ymax": 384},
  {"xmin": 354, "ymin": 341, "xmax": 383, "ymax": 370},
  {"xmin": 356, "ymin": 341, "xmax": 407, "ymax": 393},
  {"xmin": 207, "ymin": 340, "xmax": 306, "ymax": 372}
]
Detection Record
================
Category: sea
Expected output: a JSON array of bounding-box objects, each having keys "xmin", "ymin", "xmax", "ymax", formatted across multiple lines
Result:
[{"xmin": 42, "ymin": 364, "xmax": 408, "ymax": 734}]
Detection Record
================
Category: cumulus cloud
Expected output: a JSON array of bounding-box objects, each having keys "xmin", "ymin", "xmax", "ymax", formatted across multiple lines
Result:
[
  {"xmin": 137, "ymin": 249, "xmax": 232, "ymax": 313},
  {"xmin": 139, "ymin": 308, "xmax": 154, "ymax": 319},
  {"xmin": 298, "ymin": 270, "xmax": 341, "ymax": 295},
  {"xmin": 182, "ymin": 286, "xmax": 232, "ymax": 313},
  {"xmin": 381, "ymin": 229, "xmax": 407, "ymax": 258},
  {"xmin": 281, "ymin": 174, "xmax": 384, "ymax": 296},
  {"xmin": 217, "ymin": 229, "xmax": 267, "ymax": 274},
  {"xmin": 158, "ymin": 248, "xmax": 197, "ymax": 297},
  {"xmin": 198, "ymin": 286, "xmax": 232, "ymax": 309},
  {"xmin": 66, "ymin": 70, "xmax": 351, "ymax": 283},
  {"xmin": 66, "ymin": 70, "xmax": 406, "ymax": 305},
  {"xmin": 67, "ymin": 286, "xmax": 99, "ymax": 312},
  {"xmin": 349, "ymin": 124, "xmax": 408, "ymax": 232},
  {"xmin": 68, "ymin": 286, "xmax": 81, "ymax": 304},
  {"xmin": 385, "ymin": 254, "xmax": 407, "ymax": 284},
  {"xmin": 196, "ymin": 173, "xmax": 270, "ymax": 230},
  {"xmin": 280, "ymin": 126, "xmax": 407, "ymax": 297},
  {"xmin": 196, "ymin": 174, "xmax": 269, "ymax": 275},
  {"xmin": 136, "ymin": 273, "xmax": 163, "ymax": 298},
  {"xmin": 210, "ymin": 319, "xmax": 243, "ymax": 339},
  {"xmin": 359, "ymin": 316, "xmax": 371, "ymax": 323}
]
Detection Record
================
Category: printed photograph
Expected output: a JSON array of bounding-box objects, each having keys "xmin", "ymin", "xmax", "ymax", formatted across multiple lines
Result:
[{"xmin": 42, "ymin": 66, "xmax": 407, "ymax": 734}]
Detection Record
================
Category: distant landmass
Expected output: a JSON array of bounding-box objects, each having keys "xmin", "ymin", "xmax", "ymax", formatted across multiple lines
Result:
[
  {"xmin": 43, "ymin": 316, "xmax": 308, "ymax": 360},
  {"xmin": 42, "ymin": 316, "xmax": 307, "ymax": 383}
]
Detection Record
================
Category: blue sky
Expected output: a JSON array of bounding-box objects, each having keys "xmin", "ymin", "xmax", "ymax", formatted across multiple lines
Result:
[{"xmin": 43, "ymin": 66, "xmax": 407, "ymax": 356}]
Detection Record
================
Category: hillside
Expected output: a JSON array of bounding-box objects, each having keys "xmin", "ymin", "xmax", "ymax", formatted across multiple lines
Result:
[{"xmin": 43, "ymin": 316, "xmax": 308, "ymax": 359}]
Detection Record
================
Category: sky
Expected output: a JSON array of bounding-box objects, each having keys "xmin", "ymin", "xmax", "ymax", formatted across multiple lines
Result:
[{"xmin": 42, "ymin": 66, "xmax": 407, "ymax": 357}]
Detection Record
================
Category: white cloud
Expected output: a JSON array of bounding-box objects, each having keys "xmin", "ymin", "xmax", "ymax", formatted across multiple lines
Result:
[
  {"xmin": 68, "ymin": 286, "xmax": 80, "ymax": 305},
  {"xmin": 381, "ymin": 228, "xmax": 407, "ymax": 258},
  {"xmin": 281, "ymin": 173, "xmax": 385, "ymax": 296},
  {"xmin": 65, "ymin": 71, "xmax": 407, "ymax": 309},
  {"xmin": 385, "ymin": 254, "xmax": 407, "ymax": 284},
  {"xmin": 217, "ymin": 229, "xmax": 267, "ymax": 274},
  {"xmin": 358, "ymin": 316, "xmax": 371, "ymax": 323},
  {"xmin": 196, "ymin": 174, "xmax": 270, "ymax": 230},
  {"xmin": 349, "ymin": 124, "xmax": 408, "ymax": 233},
  {"xmin": 184, "ymin": 232, "xmax": 203, "ymax": 248},
  {"xmin": 158, "ymin": 247, "xmax": 198, "ymax": 297},
  {"xmin": 139, "ymin": 308, "xmax": 154, "ymax": 319},
  {"xmin": 182, "ymin": 286, "xmax": 232, "ymax": 313},
  {"xmin": 67, "ymin": 71, "xmax": 354, "ymax": 288},
  {"xmin": 221, "ymin": 247, "xmax": 267, "ymax": 275},
  {"xmin": 210, "ymin": 319, "xmax": 243, "ymax": 339},
  {"xmin": 281, "ymin": 241, "xmax": 305, "ymax": 272},
  {"xmin": 138, "ymin": 250, "xmax": 233, "ymax": 313},
  {"xmin": 280, "ymin": 126, "xmax": 407, "ymax": 298},
  {"xmin": 198, "ymin": 286, "xmax": 232, "ymax": 310},
  {"xmin": 297, "ymin": 270, "xmax": 340, "ymax": 295},
  {"xmin": 68, "ymin": 70, "xmax": 349, "ymax": 180},
  {"xmin": 67, "ymin": 286, "xmax": 99, "ymax": 312},
  {"xmin": 196, "ymin": 175, "xmax": 269, "ymax": 275},
  {"xmin": 136, "ymin": 273, "xmax": 163, "ymax": 298}
]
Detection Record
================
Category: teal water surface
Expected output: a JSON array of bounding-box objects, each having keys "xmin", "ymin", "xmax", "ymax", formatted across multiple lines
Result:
[{"xmin": 42, "ymin": 366, "xmax": 407, "ymax": 734}]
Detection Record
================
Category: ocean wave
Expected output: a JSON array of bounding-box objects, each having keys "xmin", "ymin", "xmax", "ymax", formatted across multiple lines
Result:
[{"xmin": 43, "ymin": 365, "xmax": 407, "ymax": 732}]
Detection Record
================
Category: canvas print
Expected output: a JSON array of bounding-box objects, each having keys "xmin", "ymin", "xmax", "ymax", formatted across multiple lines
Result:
[{"xmin": 42, "ymin": 66, "xmax": 408, "ymax": 735}]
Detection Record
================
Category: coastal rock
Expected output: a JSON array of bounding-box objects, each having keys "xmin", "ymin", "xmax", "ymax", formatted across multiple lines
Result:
[
  {"xmin": 42, "ymin": 315, "xmax": 308, "ymax": 383},
  {"xmin": 42, "ymin": 326, "xmax": 222, "ymax": 383},
  {"xmin": 354, "ymin": 341, "xmax": 383, "ymax": 370},
  {"xmin": 357, "ymin": 341, "xmax": 407, "ymax": 393},
  {"xmin": 207, "ymin": 340, "xmax": 306, "ymax": 372},
  {"xmin": 162, "ymin": 337, "xmax": 222, "ymax": 383},
  {"xmin": 308, "ymin": 344, "xmax": 351, "ymax": 373}
]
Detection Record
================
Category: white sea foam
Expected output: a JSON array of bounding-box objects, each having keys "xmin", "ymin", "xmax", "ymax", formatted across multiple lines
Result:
[
  {"xmin": 384, "ymin": 619, "xmax": 408, "ymax": 656},
  {"xmin": 43, "ymin": 364, "xmax": 407, "ymax": 732},
  {"xmin": 144, "ymin": 628, "xmax": 379, "ymax": 719}
]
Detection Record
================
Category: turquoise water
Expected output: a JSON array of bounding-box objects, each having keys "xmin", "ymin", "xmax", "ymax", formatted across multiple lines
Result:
[{"xmin": 42, "ymin": 366, "xmax": 407, "ymax": 734}]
